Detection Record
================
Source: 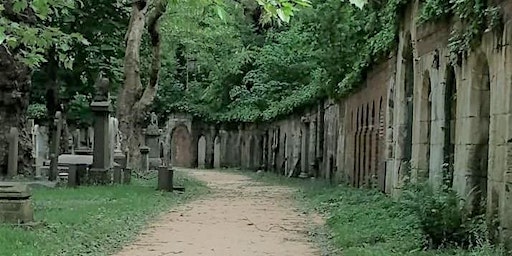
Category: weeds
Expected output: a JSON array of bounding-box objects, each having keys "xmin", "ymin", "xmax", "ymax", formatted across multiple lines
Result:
[{"xmin": 241, "ymin": 169, "xmax": 506, "ymax": 256}]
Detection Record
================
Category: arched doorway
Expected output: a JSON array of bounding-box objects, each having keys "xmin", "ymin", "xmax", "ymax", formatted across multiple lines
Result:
[
  {"xmin": 170, "ymin": 125, "xmax": 192, "ymax": 167},
  {"xmin": 444, "ymin": 65, "xmax": 457, "ymax": 187},
  {"xmin": 468, "ymin": 53, "xmax": 490, "ymax": 215}
]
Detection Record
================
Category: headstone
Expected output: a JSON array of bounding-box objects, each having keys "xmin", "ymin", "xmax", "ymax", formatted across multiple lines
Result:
[
  {"xmin": 7, "ymin": 127, "xmax": 19, "ymax": 178},
  {"xmin": 145, "ymin": 112, "xmax": 162, "ymax": 170},
  {"xmin": 123, "ymin": 167, "xmax": 132, "ymax": 184},
  {"xmin": 113, "ymin": 165, "xmax": 122, "ymax": 184},
  {"xmin": 67, "ymin": 164, "xmax": 77, "ymax": 188},
  {"xmin": 0, "ymin": 183, "xmax": 33, "ymax": 224},
  {"xmin": 140, "ymin": 146, "xmax": 150, "ymax": 173},
  {"xmin": 157, "ymin": 166, "xmax": 174, "ymax": 192},
  {"xmin": 89, "ymin": 74, "xmax": 112, "ymax": 185},
  {"xmin": 49, "ymin": 112, "xmax": 63, "ymax": 181}
]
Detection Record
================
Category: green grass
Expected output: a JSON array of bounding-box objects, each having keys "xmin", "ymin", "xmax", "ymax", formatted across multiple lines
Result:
[
  {"xmin": 0, "ymin": 171, "xmax": 209, "ymax": 256},
  {"xmin": 233, "ymin": 169, "xmax": 505, "ymax": 256}
]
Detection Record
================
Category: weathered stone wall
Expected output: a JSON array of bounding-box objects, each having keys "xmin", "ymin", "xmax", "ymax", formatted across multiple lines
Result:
[{"xmin": 163, "ymin": 0, "xmax": 512, "ymax": 245}]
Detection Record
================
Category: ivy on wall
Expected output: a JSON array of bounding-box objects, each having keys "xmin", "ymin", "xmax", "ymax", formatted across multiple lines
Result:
[{"xmin": 154, "ymin": 0, "xmax": 502, "ymax": 123}]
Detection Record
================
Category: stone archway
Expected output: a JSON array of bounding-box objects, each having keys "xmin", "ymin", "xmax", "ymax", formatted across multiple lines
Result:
[
  {"xmin": 198, "ymin": 135, "xmax": 206, "ymax": 169},
  {"xmin": 444, "ymin": 65, "xmax": 457, "ymax": 187},
  {"xmin": 214, "ymin": 136, "xmax": 221, "ymax": 168},
  {"xmin": 467, "ymin": 52, "xmax": 491, "ymax": 215},
  {"xmin": 417, "ymin": 71, "xmax": 432, "ymax": 180},
  {"xmin": 170, "ymin": 125, "xmax": 192, "ymax": 167}
]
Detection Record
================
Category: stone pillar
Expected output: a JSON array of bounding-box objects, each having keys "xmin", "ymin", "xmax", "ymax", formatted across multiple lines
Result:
[
  {"xmin": 49, "ymin": 112, "xmax": 63, "ymax": 181},
  {"xmin": 309, "ymin": 118, "xmax": 318, "ymax": 177},
  {"xmin": 68, "ymin": 164, "xmax": 77, "ymax": 188},
  {"xmin": 113, "ymin": 165, "xmax": 122, "ymax": 184},
  {"xmin": 299, "ymin": 116, "xmax": 310, "ymax": 178},
  {"xmin": 205, "ymin": 127, "xmax": 215, "ymax": 169},
  {"xmin": 140, "ymin": 146, "xmax": 150, "ymax": 172},
  {"xmin": 145, "ymin": 112, "xmax": 162, "ymax": 170},
  {"xmin": 7, "ymin": 127, "xmax": 19, "ymax": 178},
  {"xmin": 123, "ymin": 167, "xmax": 132, "ymax": 184},
  {"xmin": 89, "ymin": 75, "xmax": 112, "ymax": 185}
]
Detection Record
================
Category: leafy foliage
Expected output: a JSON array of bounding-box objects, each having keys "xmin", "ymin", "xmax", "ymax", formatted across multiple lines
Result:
[
  {"xmin": 401, "ymin": 182, "xmax": 492, "ymax": 249},
  {"xmin": 245, "ymin": 170, "xmax": 505, "ymax": 255},
  {"xmin": 27, "ymin": 103, "xmax": 47, "ymax": 121},
  {"xmin": 0, "ymin": 0, "xmax": 89, "ymax": 69}
]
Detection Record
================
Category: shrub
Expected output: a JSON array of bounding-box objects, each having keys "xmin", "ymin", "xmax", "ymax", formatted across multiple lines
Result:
[
  {"xmin": 27, "ymin": 103, "xmax": 48, "ymax": 121},
  {"xmin": 400, "ymin": 182, "xmax": 490, "ymax": 249}
]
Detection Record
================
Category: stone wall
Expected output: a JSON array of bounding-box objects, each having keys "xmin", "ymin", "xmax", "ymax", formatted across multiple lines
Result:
[{"xmin": 162, "ymin": 0, "xmax": 512, "ymax": 245}]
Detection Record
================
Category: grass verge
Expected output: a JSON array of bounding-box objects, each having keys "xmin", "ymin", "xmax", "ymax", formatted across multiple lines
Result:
[
  {"xmin": 0, "ymin": 171, "xmax": 208, "ymax": 256},
  {"xmin": 234, "ymin": 169, "xmax": 505, "ymax": 256}
]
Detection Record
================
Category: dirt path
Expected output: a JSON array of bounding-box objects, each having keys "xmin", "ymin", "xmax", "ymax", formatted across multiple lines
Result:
[{"xmin": 115, "ymin": 169, "xmax": 323, "ymax": 256}]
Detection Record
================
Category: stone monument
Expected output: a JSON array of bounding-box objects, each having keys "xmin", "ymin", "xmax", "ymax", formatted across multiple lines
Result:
[
  {"xmin": 7, "ymin": 127, "xmax": 19, "ymax": 178},
  {"xmin": 49, "ymin": 112, "xmax": 63, "ymax": 181},
  {"xmin": 0, "ymin": 183, "xmax": 34, "ymax": 224},
  {"xmin": 145, "ymin": 112, "xmax": 162, "ymax": 170},
  {"xmin": 89, "ymin": 74, "xmax": 112, "ymax": 184}
]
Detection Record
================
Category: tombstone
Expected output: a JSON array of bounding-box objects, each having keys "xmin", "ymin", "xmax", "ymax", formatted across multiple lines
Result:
[
  {"xmin": 49, "ymin": 112, "xmax": 63, "ymax": 181},
  {"xmin": 140, "ymin": 146, "xmax": 150, "ymax": 173},
  {"xmin": 0, "ymin": 183, "xmax": 33, "ymax": 224},
  {"xmin": 123, "ymin": 167, "xmax": 132, "ymax": 184},
  {"xmin": 7, "ymin": 127, "xmax": 19, "ymax": 178},
  {"xmin": 157, "ymin": 166, "xmax": 174, "ymax": 192},
  {"xmin": 113, "ymin": 165, "xmax": 122, "ymax": 184},
  {"xmin": 198, "ymin": 136, "xmax": 206, "ymax": 168},
  {"xmin": 214, "ymin": 136, "xmax": 221, "ymax": 168},
  {"xmin": 67, "ymin": 164, "xmax": 77, "ymax": 188},
  {"xmin": 89, "ymin": 74, "xmax": 112, "ymax": 185},
  {"xmin": 145, "ymin": 113, "xmax": 162, "ymax": 170}
]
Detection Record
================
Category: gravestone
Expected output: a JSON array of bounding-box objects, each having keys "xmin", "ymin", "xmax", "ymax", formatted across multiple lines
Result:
[
  {"xmin": 198, "ymin": 136, "xmax": 206, "ymax": 168},
  {"xmin": 89, "ymin": 74, "xmax": 112, "ymax": 184},
  {"xmin": 7, "ymin": 127, "xmax": 19, "ymax": 177},
  {"xmin": 145, "ymin": 113, "xmax": 162, "ymax": 170},
  {"xmin": 140, "ymin": 146, "xmax": 150, "ymax": 173},
  {"xmin": 157, "ymin": 166, "xmax": 174, "ymax": 192},
  {"xmin": 49, "ymin": 112, "xmax": 63, "ymax": 181},
  {"xmin": 0, "ymin": 183, "xmax": 33, "ymax": 224}
]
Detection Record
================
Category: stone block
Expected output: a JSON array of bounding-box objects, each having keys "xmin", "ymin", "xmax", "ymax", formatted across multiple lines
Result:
[
  {"xmin": 0, "ymin": 184, "xmax": 33, "ymax": 224},
  {"xmin": 157, "ymin": 166, "xmax": 174, "ymax": 192}
]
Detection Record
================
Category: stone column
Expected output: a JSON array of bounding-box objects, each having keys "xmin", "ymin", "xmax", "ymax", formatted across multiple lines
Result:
[
  {"xmin": 144, "ymin": 120, "xmax": 161, "ymax": 170},
  {"xmin": 309, "ymin": 118, "xmax": 318, "ymax": 177},
  {"xmin": 49, "ymin": 112, "xmax": 62, "ymax": 181},
  {"xmin": 89, "ymin": 75, "xmax": 112, "ymax": 185},
  {"xmin": 140, "ymin": 146, "xmax": 150, "ymax": 173},
  {"xmin": 7, "ymin": 127, "xmax": 19, "ymax": 178},
  {"xmin": 205, "ymin": 127, "xmax": 215, "ymax": 169},
  {"xmin": 299, "ymin": 116, "xmax": 310, "ymax": 178}
]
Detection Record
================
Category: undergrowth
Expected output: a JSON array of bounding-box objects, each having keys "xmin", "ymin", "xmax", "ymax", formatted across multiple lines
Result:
[
  {"xmin": 242, "ymin": 170, "xmax": 506, "ymax": 256},
  {"xmin": 0, "ymin": 171, "xmax": 208, "ymax": 256}
]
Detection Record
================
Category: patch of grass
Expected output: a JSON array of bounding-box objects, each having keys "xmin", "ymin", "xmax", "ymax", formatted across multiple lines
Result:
[
  {"xmin": 236, "ymin": 169, "xmax": 505, "ymax": 256},
  {"xmin": 0, "ymin": 171, "xmax": 208, "ymax": 256}
]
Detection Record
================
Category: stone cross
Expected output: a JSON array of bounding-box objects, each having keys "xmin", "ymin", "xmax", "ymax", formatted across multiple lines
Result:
[
  {"xmin": 7, "ymin": 127, "xmax": 19, "ymax": 178},
  {"xmin": 49, "ymin": 111, "xmax": 63, "ymax": 181}
]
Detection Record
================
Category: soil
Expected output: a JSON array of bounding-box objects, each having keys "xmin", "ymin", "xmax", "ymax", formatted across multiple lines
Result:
[{"xmin": 115, "ymin": 169, "xmax": 323, "ymax": 256}]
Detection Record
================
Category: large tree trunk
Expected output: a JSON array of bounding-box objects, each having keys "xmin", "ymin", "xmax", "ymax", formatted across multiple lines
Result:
[
  {"xmin": 0, "ymin": 46, "xmax": 33, "ymax": 176},
  {"xmin": 117, "ymin": 0, "xmax": 167, "ymax": 168}
]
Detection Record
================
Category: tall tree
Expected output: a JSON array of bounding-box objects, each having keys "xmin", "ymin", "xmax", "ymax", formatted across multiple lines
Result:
[{"xmin": 0, "ymin": 0, "xmax": 85, "ymax": 175}]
